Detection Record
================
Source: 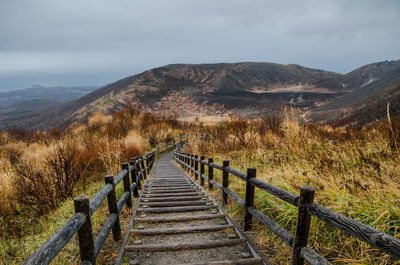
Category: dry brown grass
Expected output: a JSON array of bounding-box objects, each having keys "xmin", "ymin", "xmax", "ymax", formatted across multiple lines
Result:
[
  {"xmin": 185, "ymin": 108, "xmax": 400, "ymax": 264},
  {"xmin": 0, "ymin": 107, "xmax": 188, "ymax": 263}
]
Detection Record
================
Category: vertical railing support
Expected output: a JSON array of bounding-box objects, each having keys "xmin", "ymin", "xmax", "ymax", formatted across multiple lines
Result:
[
  {"xmin": 104, "ymin": 175, "xmax": 121, "ymax": 241},
  {"xmin": 194, "ymin": 155, "xmax": 199, "ymax": 180},
  {"xmin": 140, "ymin": 157, "xmax": 147, "ymax": 179},
  {"xmin": 291, "ymin": 186, "xmax": 315, "ymax": 265},
  {"xmin": 74, "ymin": 196, "xmax": 96, "ymax": 264},
  {"xmin": 208, "ymin": 157, "xmax": 214, "ymax": 190},
  {"xmin": 191, "ymin": 155, "xmax": 195, "ymax": 176},
  {"xmin": 121, "ymin": 163, "xmax": 132, "ymax": 208},
  {"xmin": 130, "ymin": 159, "xmax": 139, "ymax": 197},
  {"xmin": 131, "ymin": 158, "xmax": 141, "ymax": 191},
  {"xmin": 200, "ymin": 155, "xmax": 205, "ymax": 186},
  {"xmin": 222, "ymin": 160, "xmax": 230, "ymax": 205},
  {"xmin": 244, "ymin": 167, "xmax": 256, "ymax": 231}
]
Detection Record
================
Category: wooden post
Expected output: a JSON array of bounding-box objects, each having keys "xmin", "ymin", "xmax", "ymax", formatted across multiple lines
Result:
[
  {"xmin": 222, "ymin": 160, "xmax": 229, "ymax": 205},
  {"xmin": 74, "ymin": 196, "xmax": 96, "ymax": 264},
  {"xmin": 291, "ymin": 186, "xmax": 315, "ymax": 265},
  {"xmin": 185, "ymin": 154, "xmax": 188, "ymax": 171},
  {"xmin": 194, "ymin": 155, "xmax": 199, "ymax": 180},
  {"xmin": 208, "ymin": 158, "xmax": 214, "ymax": 190},
  {"xmin": 122, "ymin": 163, "xmax": 132, "ymax": 208},
  {"xmin": 200, "ymin": 155, "xmax": 205, "ymax": 186},
  {"xmin": 146, "ymin": 156, "xmax": 151, "ymax": 174},
  {"xmin": 130, "ymin": 159, "xmax": 139, "ymax": 197},
  {"xmin": 137, "ymin": 157, "xmax": 144, "ymax": 181},
  {"xmin": 244, "ymin": 167, "xmax": 256, "ymax": 231},
  {"xmin": 140, "ymin": 157, "xmax": 147, "ymax": 179},
  {"xmin": 105, "ymin": 175, "xmax": 121, "ymax": 241},
  {"xmin": 132, "ymin": 158, "xmax": 141, "ymax": 190},
  {"xmin": 191, "ymin": 155, "xmax": 194, "ymax": 176}
]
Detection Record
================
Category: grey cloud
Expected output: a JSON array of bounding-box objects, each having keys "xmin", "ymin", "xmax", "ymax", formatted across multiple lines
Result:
[{"xmin": 0, "ymin": 0, "xmax": 399, "ymax": 91}]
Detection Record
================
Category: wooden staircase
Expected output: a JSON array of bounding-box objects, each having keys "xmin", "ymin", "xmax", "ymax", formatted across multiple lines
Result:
[{"xmin": 120, "ymin": 151, "xmax": 267, "ymax": 265}]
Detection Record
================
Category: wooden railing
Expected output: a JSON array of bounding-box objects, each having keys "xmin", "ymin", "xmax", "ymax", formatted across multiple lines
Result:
[
  {"xmin": 174, "ymin": 151, "xmax": 400, "ymax": 265},
  {"xmin": 22, "ymin": 136, "xmax": 189, "ymax": 265}
]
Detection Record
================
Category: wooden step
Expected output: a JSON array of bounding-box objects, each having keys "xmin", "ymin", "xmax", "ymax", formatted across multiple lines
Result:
[
  {"xmin": 147, "ymin": 185, "xmax": 195, "ymax": 189},
  {"xmin": 176, "ymin": 258, "xmax": 263, "ymax": 265},
  {"xmin": 143, "ymin": 189, "xmax": 198, "ymax": 194},
  {"xmin": 141, "ymin": 200, "xmax": 209, "ymax": 207},
  {"xmin": 135, "ymin": 213, "xmax": 225, "ymax": 223},
  {"xmin": 125, "ymin": 239, "xmax": 246, "ymax": 252},
  {"xmin": 140, "ymin": 196, "xmax": 205, "ymax": 202},
  {"xmin": 132, "ymin": 224, "xmax": 233, "ymax": 235},
  {"xmin": 138, "ymin": 205, "xmax": 217, "ymax": 213},
  {"xmin": 143, "ymin": 192, "xmax": 203, "ymax": 197}
]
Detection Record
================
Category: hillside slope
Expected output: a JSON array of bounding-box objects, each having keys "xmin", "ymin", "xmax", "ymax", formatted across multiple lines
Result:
[{"xmin": 1, "ymin": 60, "xmax": 399, "ymax": 130}]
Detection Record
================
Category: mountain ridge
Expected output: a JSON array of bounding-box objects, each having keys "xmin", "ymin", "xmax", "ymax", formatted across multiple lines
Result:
[{"xmin": 1, "ymin": 60, "xmax": 399, "ymax": 130}]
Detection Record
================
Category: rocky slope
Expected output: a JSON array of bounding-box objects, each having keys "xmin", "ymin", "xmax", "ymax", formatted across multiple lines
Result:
[{"xmin": 1, "ymin": 60, "xmax": 399, "ymax": 130}]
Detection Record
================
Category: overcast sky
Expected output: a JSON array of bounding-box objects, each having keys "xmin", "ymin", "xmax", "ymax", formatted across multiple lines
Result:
[{"xmin": 0, "ymin": 0, "xmax": 399, "ymax": 91}]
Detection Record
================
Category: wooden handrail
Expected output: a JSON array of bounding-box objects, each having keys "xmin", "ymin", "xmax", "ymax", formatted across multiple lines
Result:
[
  {"xmin": 174, "ymin": 150, "xmax": 400, "ymax": 263},
  {"xmin": 22, "ymin": 135, "xmax": 187, "ymax": 265}
]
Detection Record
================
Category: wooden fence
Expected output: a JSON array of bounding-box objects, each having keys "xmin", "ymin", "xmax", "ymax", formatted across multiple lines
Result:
[
  {"xmin": 22, "ymin": 136, "xmax": 188, "ymax": 265},
  {"xmin": 174, "ymin": 150, "xmax": 400, "ymax": 265}
]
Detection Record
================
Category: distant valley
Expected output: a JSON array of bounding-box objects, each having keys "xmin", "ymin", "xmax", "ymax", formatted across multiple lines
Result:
[{"xmin": 0, "ymin": 60, "xmax": 399, "ymax": 130}]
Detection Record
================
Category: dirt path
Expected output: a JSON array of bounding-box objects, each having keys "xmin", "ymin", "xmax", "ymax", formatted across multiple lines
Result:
[{"xmin": 118, "ymin": 151, "xmax": 267, "ymax": 265}]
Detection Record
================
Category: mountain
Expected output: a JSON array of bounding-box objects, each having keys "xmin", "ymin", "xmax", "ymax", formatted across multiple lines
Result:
[
  {"xmin": 0, "ymin": 85, "xmax": 98, "ymax": 109},
  {"xmin": 0, "ymin": 61, "xmax": 399, "ymax": 130},
  {"xmin": 309, "ymin": 60, "xmax": 400, "ymax": 124}
]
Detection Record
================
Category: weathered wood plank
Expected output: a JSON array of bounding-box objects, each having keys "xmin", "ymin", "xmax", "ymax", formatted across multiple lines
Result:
[
  {"xmin": 175, "ymin": 258, "xmax": 263, "ymax": 265},
  {"xmin": 307, "ymin": 202, "xmax": 400, "ymax": 259},
  {"xmin": 209, "ymin": 162, "xmax": 223, "ymax": 171},
  {"xmin": 94, "ymin": 213, "xmax": 117, "ymax": 256},
  {"xmin": 300, "ymin": 247, "xmax": 331, "ymax": 265},
  {"xmin": 247, "ymin": 207, "xmax": 294, "ymax": 246},
  {"xmin": 132, "ymin": 224, "xmax": 233, "ymax": 235},
  {"xmin": 117, "ymin": 191, "xmax": 131, "ymax": 213},
  {"xmin": 89, "ymin": 183, "xmax": 113, "ymax": 215},
  {"xmin": 141, "ymin": 196, "xmax": 205, "ymax": 202},
  {"xmin": 135, "ymin": 214, "xmax": 225, "ymax": 223},
  {"xmin": 141, "ymin": 200, "xmax": 208, "ymax": 207},
  {"xmin": 143, "ymin": 192, "xmax": 203, "ymax": 197},
  {"xmin": 22, "ymin": 213, "xmax": 86, "ymax": 265},
  {"xmin": 223, "ymin": 187, "xmax": 245, "ymax": 207},
  {"xmin": 125, "ymin": 239, "xmax": 246, "ymax": 251},
  {"xmin": 143, "ymin": 188, "xmax": 197, "ymax": 194},
  {"xmin": 249, "ymin": 178, "xmax": 299, "ymax": 206},
  {"xmin": 114, "ymin": 169, "xmax": 127, "ymax": 186},
  {"xmin": 209, "ymin": 179, "xmax": 222, "ymax": 190},
  {"xmin": 138, "ymin": 205, "xmax": 217, "ymax": 213},
  {"xmin": 224, "ymin": 166, "xmax": 247, "ymax": 181}
]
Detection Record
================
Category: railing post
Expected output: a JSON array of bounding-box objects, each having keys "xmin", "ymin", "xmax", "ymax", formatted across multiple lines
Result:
[
  {"xmin": 194, "ymin": 155, "xmax": 199, "ymax": 180},
  {"xmin": 244, "ymin": 167, "xmax": 256, "ymax": 231},
  {"xmin": 208, "ymin": 158, "xmax": 214, "ymax": 190},
  {"xmin": 190, "ymin": 155, "xmax": 194, "ymax": 176},
  {"xmin": 222, "ymin": 160, "xmax": 230, "ymax": 205},
  {"xmin": 131, "ymin": 158, "xmax": 141, "ymax": 191},
  {"xmin": 184, "ymin": 154, "xmax": 188, "ymax": 171},
  {"xmin": 74, "ymin": 196, "xmax": 96, "ymax": 264},
  {"xmin": 121, "ymin": 163, "xmax": 132, "ymax": 208},
  {"xmin": 104, "ymin": 175, "xmax": 121, "ymax": 241},
  {"xmin": 136, "ymin": 157, "xmax": 143, "ymax": 180},
  {"xmin": 146, "ymin": 156, "xmax": 150, "ymax": 175},
  {"xmin": 140, "ymin": 157, "xmax": 147, "ymax": 179},
  {"xmin": 291, "ymin": 186, "xmax": 315, "ymax": 265},
  {"xmin": 200, "ymin": 155, "xmax": 205, "ymax": 186},
  {"xmin": 130, "ymin": 159, "xmax": 139, "ymax": 197}
]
